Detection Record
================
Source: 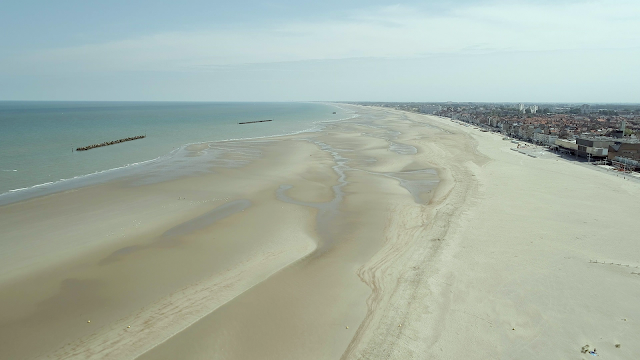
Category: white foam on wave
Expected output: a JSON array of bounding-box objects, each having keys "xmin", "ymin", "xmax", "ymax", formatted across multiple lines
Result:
[{"xmin": 0, "ymin": 149, "xmax": 179, "ymax": 197}]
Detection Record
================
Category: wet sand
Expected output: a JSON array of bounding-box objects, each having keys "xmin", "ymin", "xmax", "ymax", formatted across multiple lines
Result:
[
  {"xmin": 0, "ymin": 106, "xmax": 444, "ymax": 359},
  {"xmin": 0, "ymin": 139, "xmax": 325, "ymax": 359}
]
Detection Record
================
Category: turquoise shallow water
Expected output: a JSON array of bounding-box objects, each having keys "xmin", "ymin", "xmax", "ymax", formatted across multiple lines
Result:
[{"xmin": 0, "ymin": 102, "xmax": 349, "ymax": 203}]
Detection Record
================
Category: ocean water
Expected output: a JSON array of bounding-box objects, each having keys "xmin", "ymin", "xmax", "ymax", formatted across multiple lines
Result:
[{"xmin": 0, "ymin": 102, "xmax": 350, "ymax": 204}]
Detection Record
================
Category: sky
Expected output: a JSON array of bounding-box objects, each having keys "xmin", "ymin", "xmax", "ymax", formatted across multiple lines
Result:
[{"xmin": 1, "ymin": 0, "xmax": 639, "ymax": 102}]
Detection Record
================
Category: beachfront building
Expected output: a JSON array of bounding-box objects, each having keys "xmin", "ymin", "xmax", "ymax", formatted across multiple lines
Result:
[
  {"xmin": 555, "ymin": 138, "xmax": 578, "ymax": 154},
  {"xmin": 608, "ymin": 142, "xmax": 640, "ymax": 162},
  {"xmin": 556, "ymin": 136, "xmax": 640, "ymax": 166},
  {"xmin": 534, "ymin": 133, "xmax": 558, "ymax": 146},
  {"xmin": 608, "ymin": 141, "xmax": 640, "ymax": 171},
  {"xmin": 575, "ymin": 138, "xmax": 613, "ymax": 160},
  {"xmin": 517, "ymin": 125, "xmax": 541, "ymax": 141}
]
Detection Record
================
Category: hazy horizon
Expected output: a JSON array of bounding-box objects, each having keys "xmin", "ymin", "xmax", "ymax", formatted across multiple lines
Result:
[
  {"xmin": 2, "ymin": 0, "xmax": 639, "ymax": 102},
  {"xmin": 2, "ymin": 100, "xmax": 640, "ymax": 106}
]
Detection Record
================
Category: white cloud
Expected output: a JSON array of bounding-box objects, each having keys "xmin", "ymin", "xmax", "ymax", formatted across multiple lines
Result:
[{"xmin": 5, "ymin": 0, "xmax": 640, "ymax": 73}]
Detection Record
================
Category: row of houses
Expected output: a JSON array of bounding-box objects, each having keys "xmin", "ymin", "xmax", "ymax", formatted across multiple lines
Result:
[{"xmin": 449, "ymin": 115, "xmax": 640, "ymax": 171}]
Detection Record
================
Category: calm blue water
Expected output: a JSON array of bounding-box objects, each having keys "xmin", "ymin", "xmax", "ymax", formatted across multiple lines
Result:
[{"xmin": 0, "ymin": 102, "xmax": 349, "ymax": 202}]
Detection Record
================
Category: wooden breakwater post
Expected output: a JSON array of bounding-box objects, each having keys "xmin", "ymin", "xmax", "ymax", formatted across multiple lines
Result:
[
  {"xmin": 75, "ymin": 135, "xmax": 146, "ymax": 151},
  {"xmin": 238, "ymin": 119, "xmax": 272, "ymax": 125}
]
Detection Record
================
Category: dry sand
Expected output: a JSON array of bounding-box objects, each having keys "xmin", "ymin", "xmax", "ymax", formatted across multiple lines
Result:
[
  {"xmin": 0, "ymin": 105, "xmax": 638, "ymax": 360},
  {"xmin": 338, "ymin": 107, "xmax": 640, "ymax": 360}
]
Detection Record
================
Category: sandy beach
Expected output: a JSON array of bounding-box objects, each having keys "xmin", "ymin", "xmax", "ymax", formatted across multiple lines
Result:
[{"xmin": 1, "ymin": 105, "xmax": 638, "ymax": 359}]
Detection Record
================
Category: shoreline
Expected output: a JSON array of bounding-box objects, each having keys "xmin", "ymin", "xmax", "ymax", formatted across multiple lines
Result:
[
  {"xmin": 0, "ymin": 137, "xmax": 326, "ymax": 359},
  {"xmin": 0, "ymin": 104, "xmax": 358, "ymax": 206}
]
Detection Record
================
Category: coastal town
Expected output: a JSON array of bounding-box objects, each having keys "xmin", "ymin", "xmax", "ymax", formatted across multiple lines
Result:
[{"xmin": 351, "ymin": 102, "xmax": 640, "ymax": 173}]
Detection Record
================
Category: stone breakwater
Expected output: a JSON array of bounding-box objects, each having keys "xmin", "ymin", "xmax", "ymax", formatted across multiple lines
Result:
[
  {"xmin": 238, "ymin": 119, "xmax": 272, "ymax": 125},
  {"xmin": 76, "ymin": 135, "xmax": 146, "ymax": 151}
]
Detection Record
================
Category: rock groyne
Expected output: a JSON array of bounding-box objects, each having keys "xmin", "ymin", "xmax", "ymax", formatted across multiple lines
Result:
[
  {"xmin": 238, "ymin": 120, "xmax": 272, "ymax": 125},
  {"xmin": 76, "ymin": 135, "xmax": 146, "ymax": 151}
]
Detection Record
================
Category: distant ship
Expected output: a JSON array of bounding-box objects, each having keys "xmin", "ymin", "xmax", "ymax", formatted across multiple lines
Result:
[{"xmin": 333, "ymin": 112, "xmax": 336, "ymax": 114}]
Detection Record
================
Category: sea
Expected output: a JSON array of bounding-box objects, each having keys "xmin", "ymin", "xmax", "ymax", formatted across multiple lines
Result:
[{"xmin": 0, "ymin": 102, "xmax": 352, "ymax": 205}]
